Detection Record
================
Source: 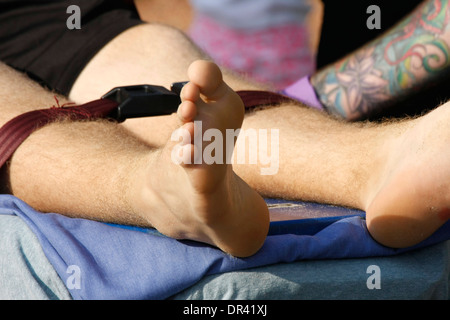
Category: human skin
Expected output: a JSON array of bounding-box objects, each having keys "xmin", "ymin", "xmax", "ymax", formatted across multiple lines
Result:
[
  {"xmin": 2, "ymin": 1, "xmax": 450, "ymax": 256},
  {"xmin": 311, "ymin": 0, "xmax": 450, "ymax": 120},
  {"xmin": 67, "ymin": 20, "xmax": 450, "ymax": 249},
  {"xmin": 0, "ymin": 60, "xmax": 269, "ymax": 258}
]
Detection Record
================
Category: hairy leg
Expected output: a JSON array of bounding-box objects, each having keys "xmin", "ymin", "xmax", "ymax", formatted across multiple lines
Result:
[
  {"xmin": 70, "ymin": 24, "xmax": 260, "ymax": 101},
  {"xmin": 238, "ymin": 100, "xmax": 450, "ymax": 248},
  {"xmin": 67, "ymin": 23, "xmax": 386, "ymax": 208},
  {"xmin": 69, "ymin": 23, "xmax": 263, "ymax": 147},
  {"xmin": 69, "ymin": 21, "xmax": 384, "ymax": 209},
  {"xmin": 1, "ymin": 61, "xmax": 269, "ymax": 257},
  {"xmin": 68, "ymin": 23, "xmax": 450, "ymax": 248},
  {"xmin": 233, "ymin": 105, "xmax": 390, "ymax": 209},
  {"xmin": 0, "ymin": 62, "xmax": 153, "ymax": 226}
]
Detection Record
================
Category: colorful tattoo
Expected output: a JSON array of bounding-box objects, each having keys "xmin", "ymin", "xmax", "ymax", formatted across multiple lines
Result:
[{"xmin": 311, "ymin": 0, "xmax": 450, "ymax": 119}]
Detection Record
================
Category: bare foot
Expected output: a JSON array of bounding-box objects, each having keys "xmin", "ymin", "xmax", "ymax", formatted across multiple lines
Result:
[
  {"xmin": 133, "ymin": 60, "xmax": 270, "ymax": 257},
  {"xmin": 365, "ymin": 102, "xmax": 450, "ymax": 248}
]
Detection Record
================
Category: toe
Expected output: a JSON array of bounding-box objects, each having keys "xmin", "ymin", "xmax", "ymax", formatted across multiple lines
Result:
[
  {"xmin": 188, "ymin": 60, "xmax": 227, "ymax": 100},
  {"xmin": 180, "ymin": 81, "xmax": 200, "ymax": 102},
  {"xmin": 178, "ymin": 100, "xmax": 197, "ymax": 123}
]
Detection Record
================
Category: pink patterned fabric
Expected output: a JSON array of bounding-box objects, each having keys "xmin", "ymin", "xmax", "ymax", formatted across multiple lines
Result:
[{"xmin": 189, "ymin": 14, "xmax": 315, "ymax": 90}]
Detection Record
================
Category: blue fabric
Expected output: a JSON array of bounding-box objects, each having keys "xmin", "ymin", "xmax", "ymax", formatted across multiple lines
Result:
[{"xmin": 1, "ymin": 194, "xmax": 449, "ymax": 300}]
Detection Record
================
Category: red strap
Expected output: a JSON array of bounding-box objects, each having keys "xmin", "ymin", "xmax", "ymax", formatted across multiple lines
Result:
[
  {"xmin": 0, "ymin": 99, "xmax": 118, "ymax": 169},
  {"xmin": 0, "ymin": 90, "xmax": 290, "ymax": 169},
  {"xmin": 237, "ymin": 90, "xmax": 292, "ymax": 108}
]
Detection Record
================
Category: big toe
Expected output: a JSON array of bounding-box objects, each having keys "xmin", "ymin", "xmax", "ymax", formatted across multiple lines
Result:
[{"xmin": 188, "ymin": 60, "xmax": 227, "ymax": 100}]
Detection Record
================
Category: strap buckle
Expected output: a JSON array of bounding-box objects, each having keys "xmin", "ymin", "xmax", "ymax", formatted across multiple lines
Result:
[{"xmin": 102, "ymin": 83, "xmax": 187, "ymax": 122}]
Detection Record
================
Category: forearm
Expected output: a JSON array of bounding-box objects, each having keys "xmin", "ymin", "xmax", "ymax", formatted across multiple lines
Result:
[{"xmin": 311, "ymin": 0, "xmax": 450, "ymax": 120}]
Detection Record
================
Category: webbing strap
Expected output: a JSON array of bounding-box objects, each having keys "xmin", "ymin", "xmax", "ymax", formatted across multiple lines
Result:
[
  {"xmin": 237, "ymin": 90, "xmax": 292, "ymax": 108},
  {"xmin": 0, "ymin": 98, "xmax": 119, "ymax": 168},
  {"xmin": 0, "ymin": 89, "xmax": 291, "ymax": 169}
]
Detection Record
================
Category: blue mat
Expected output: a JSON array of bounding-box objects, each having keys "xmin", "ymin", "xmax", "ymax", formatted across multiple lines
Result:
[{"xmin": 1, "ymin": 194, "xmax": 449, "ymax": 300}]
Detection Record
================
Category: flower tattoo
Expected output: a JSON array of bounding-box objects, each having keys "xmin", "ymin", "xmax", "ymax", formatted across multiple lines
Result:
[
  {"xmin": 311, "ymin": 0, "xmax": 450, "ymax": 120},
  {"xmin": 333, "ymin": 48, "xmax": 390, "ymax": 116}
]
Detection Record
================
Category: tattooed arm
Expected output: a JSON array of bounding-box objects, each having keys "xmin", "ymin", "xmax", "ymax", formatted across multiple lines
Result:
[{"xmin": 310, "ymin": 0, "xmax": 450, "ymax": 120}]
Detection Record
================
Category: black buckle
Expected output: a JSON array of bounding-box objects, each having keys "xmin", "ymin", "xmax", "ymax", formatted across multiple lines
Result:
[{"xmin": 102, "ymin": 82, "xmax": 188, "ymax": 122}]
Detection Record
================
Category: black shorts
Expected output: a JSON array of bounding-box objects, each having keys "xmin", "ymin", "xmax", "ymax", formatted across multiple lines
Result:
[{"xmin": 0, "ymin": 0, "xmax": 143, "ymax": 95}]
